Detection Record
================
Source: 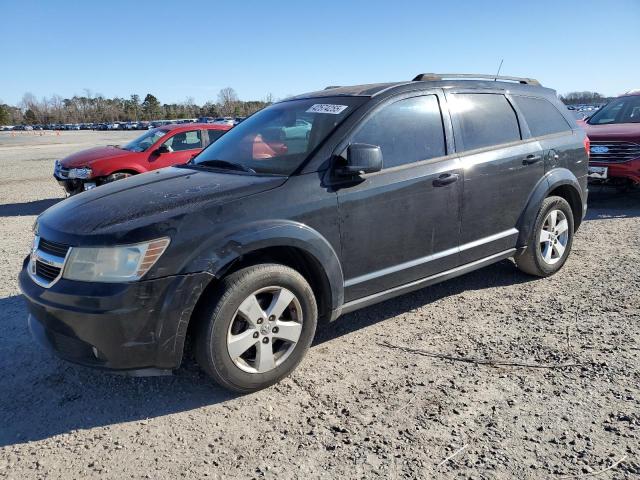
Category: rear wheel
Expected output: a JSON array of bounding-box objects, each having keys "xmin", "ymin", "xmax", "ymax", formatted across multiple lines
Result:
[
  {"xmin": 195, "ymin": 264, "xmax": 317, "ymax": 392},
  {"xmin": 515, "ymin": 196, "xmax": 574, "ymax": 277}
]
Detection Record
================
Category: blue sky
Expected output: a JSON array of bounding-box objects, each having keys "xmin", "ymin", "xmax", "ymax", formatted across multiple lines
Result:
[{"xmin": 1, "ymin": 0, "xmax": 639, "ymax": 105}]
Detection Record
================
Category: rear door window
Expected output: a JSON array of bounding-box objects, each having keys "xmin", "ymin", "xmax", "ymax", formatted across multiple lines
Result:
[
  {"xmin": 205, "ymin": 129, "xmax": 226, "ymax": 146},
  {"xmin": 449, "ymin": 94, "xmax": 521, "ymax": 151},
  {"xmin": 351, "ymin": 95, "xmax": 446, "ymax": 169},
  {"xmin": 512, "ymin": 96, "xmax": 572, "ymax": 137}
]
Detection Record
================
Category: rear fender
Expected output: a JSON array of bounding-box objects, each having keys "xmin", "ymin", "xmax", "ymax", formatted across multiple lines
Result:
[{"xmin": 516, "ymin": 168, "xmax": 583, "ymax": 246}]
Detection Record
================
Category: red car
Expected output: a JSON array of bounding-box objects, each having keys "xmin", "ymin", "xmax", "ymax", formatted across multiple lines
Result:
[
  {"xmin": 580, "ymin": 90, "xmax": 640, "ymax": 187},
  {"xmin": 54, "ymin": 123, "xmax": 231, "ymax": 195}
]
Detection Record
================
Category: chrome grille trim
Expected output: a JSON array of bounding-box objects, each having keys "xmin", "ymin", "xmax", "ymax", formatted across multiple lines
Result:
[
  {"xmin": 28, "ymin": 235, "xmax": 71, "ymax": 288},
  {"xmin": 589, "ymin": 141, "xmax": 640, "ymax": 164},
  {"xmin": 38, "ymin": 238, "xmax": 70, "ymax": 257}
]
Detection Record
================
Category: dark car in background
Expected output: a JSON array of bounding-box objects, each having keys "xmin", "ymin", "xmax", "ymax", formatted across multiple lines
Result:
[
  {"xmin": 53, "ymin": 123, "xmax": 231, "ymax": 194},
  {"xmin": 580, "ymin": 90, "xmax": 640, "ymax": 187},
  {"xmin": 21, "ymin": 73, "xmax": 587, "ymax": 392}
]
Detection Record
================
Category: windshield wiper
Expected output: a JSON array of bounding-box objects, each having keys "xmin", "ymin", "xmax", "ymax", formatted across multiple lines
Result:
[{"xmin": 191, "ymin": 159, "xmax": 256, "ymax": 174}]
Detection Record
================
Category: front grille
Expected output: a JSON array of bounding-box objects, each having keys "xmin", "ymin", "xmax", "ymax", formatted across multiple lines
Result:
[
  {"xmin": 590, "ymin": 141, "xmax": 640, "ymax": 164},
  {"xmin": 29, "ymin": 236, "xmax": 70, "ymax": 287},
  {"xmin": 38, "ymin": 238, "xmax": 70, "ymax": 257},
  {"xmin": 35, "ymin": 260, "xmax": 61, "ymax": 281}
]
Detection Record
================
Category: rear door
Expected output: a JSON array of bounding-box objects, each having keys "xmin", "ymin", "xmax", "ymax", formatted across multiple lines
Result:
[
  {"xmin": 509, "ymin": 95, "xmax": 577, "ymax": 176},
  {"xmin": 335, "ymin": 92, "xmax": 463, "ymax": 302},
  {"xmin": 204, "ymin": 128, "xmax": 227, "ymax": 147},
  {"xmin": 446, "ymin": 91, "xmax": 544, "ymax": 263}
]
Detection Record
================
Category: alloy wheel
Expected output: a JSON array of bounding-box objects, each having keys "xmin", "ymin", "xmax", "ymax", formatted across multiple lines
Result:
[
  {"xmin": 226, "ymin": 286, "xmax": 303, "ymax": 374},
  {"xmin": 539, "ymin": 209, "xmax": 569, "ymax": 265}
]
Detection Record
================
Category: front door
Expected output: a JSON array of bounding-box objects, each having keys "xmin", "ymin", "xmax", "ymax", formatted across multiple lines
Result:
[
  {"xmin": 335, "ymin": 94, "xmax": 463, "ymax": 302},
  {"xmin": 149, "ymin": 129, "xmax": 203, "ymax": 169}
]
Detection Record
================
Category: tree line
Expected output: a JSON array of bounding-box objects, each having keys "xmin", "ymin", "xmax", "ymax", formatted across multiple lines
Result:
[
  {"xmin": 0, "ymin": 88, "xmax": 618, "ymax": 125},
  {"xmin": 558, "ymin": 91, "xmax": 614, "ymax": 105},
  {"xmin": 0, "ymin": 87, "xmax": 273, "ymax": 125}
]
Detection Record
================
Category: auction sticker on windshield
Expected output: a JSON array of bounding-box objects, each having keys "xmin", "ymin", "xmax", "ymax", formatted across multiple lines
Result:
[{"xmin": 306, "ymin": 104, "xmax": 348, "ymax": 114}]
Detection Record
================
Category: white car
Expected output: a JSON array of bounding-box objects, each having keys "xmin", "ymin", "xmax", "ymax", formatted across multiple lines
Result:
[{"xmin": 213, "ymin": 117, "xmax": 235, "ymax": 126}]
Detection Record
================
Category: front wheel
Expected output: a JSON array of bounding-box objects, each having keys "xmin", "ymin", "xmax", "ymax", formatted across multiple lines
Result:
[
  {"xmin": 104, "ymin": 171, "xmax": 135, "ymax": 183},
  {"xmin": 515, "ymin": 196, "xmax": 574, "ymax": 277},
  {"xmin": 195, "ymin": 264, "xmax": 317, "ymax": 392}
]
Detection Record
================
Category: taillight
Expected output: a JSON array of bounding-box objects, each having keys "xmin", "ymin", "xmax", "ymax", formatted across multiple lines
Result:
[{"xmin": 584, "ymin": 136, "xmax": 590, "ymax": 159}]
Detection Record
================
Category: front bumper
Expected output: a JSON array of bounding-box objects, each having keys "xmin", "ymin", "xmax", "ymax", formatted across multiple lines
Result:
[
  {"xmin": 19, "ymin": 261, "xmax": 212, "ymax": 371},
  {"xmin": 53, "ymin": 161, "xmax": 95, "ymax": 194},
  {"xmin": 589, "ymin": 158, "xmax": 640, "ymax": 184},
  {"xmin": 53, "ymin": 174, "xmax": 88, "ymax": 195}
]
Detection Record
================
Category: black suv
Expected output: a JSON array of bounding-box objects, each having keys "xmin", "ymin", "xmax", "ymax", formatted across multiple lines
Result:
[{"xmin": 20, "ymin": 73, "xmax": 588, "ymax": 392}]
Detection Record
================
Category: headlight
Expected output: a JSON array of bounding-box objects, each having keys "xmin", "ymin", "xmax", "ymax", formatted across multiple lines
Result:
[
  {"xmin": 68, "ymin": 167, "xmax": 93, "ymax": 179},
  {"xmin": 63, "ymin": 238, "xmax": 170, "ymax": 282}
]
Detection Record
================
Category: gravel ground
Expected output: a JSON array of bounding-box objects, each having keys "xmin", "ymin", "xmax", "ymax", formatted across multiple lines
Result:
[{"xmin": 0, "ymin": 131, "xmax": 638, "ymax": 479}]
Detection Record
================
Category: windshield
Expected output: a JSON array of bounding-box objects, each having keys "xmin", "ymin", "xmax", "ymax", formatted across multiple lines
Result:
[
  {"xmin": 588, "ymin": 96, "xmax": 640, "ymax": 125},
  {"xmin": 193, "ymin": 97, "xmax": 365, "ymax": 175},
  {"xmin": 122, "ymin": 128, "xmax": 168, "ymax": 152}
]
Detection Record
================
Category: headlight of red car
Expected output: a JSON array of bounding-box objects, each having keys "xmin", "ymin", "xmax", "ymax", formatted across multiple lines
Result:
[{"xmin": 68, "ymin": 167, "xmax": 93, "ymax": 179}]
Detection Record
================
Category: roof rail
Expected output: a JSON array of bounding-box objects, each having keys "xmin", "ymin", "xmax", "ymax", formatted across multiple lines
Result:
[
  {"xmin": 412, "ymin": 73, "xmax": 541, "ymax": 86},
  {"xmin": 324, "ymin": 85, "xmax": 341, "ymax": 90}
]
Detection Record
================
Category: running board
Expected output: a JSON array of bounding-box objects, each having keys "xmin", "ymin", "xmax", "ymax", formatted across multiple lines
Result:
[{"xmin": 339, "ymin": 249, "xmax": 516, "ymax": 316}]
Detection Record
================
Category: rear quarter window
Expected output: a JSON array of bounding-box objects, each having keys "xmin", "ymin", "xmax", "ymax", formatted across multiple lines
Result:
[
  {"xmin": 512, "ymin": 96, "xmax": 572, "ymax": 137},
  {"xmin": 449, "ymin": 93, "xmax": 521, "ymax": 151}
]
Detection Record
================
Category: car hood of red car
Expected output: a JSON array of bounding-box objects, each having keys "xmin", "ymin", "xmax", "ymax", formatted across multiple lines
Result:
[
  {"xmin": 581, "ymin": 122, "xmax": 640, "ymax": 142},
  {"xmin": 59, "ymin": 145, "xmax": 137, "ymax": 168}
]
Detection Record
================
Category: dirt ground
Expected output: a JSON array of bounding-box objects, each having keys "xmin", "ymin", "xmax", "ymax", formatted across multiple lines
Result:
[{"xmin": 0, "ymin": 131, "xmax": 638, "ymax": 479}]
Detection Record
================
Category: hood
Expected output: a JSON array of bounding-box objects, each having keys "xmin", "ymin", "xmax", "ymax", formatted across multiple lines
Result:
[
  {"xmin": 37, "ymin": 166, "xmax": 287, "ymax": 243},
  {"xmin": 59, "ymin": 145, "xmax": 134, "ymax": 167},
  {"xmin": 582, "ymin": 122, "xmax": 640, "ymax": 142}
]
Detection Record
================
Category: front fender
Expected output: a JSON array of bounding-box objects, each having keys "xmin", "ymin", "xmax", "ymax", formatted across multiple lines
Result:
[
  {"xmin": 184, "ymin": 220, "xmax": 344, "ymax": 310},
  {"xmin": 91, "ymin": 160, "xmax": 147, "ymax": 177},
  {"xmin": 516, "ymin": 168, "xmax": 583, "ymax": 246}
]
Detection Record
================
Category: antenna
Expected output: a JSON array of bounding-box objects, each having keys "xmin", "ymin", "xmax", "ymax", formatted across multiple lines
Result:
[{"xmin": 494, "ymin": 59, "xmax": 504, "ymax": 81}]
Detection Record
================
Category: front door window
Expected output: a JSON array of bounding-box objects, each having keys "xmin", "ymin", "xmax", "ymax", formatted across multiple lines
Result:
[{"xmin": 162, "ymin": 130, "xmax": 202, "ymax": 152}]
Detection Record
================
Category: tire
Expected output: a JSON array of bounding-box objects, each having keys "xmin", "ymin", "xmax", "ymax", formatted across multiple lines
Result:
[
  {"xmin": 194, "ymin": 263, "xmax": 317, "ymax": 393},
  {"xmin": 515, "ymin": 196, "xmax": 574, "ymax": 277},
  {"xmin": 104, "ymin": 171, "xmax": 135, "ymax": 183}
]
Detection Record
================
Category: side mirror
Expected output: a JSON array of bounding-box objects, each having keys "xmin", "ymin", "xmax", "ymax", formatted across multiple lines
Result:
[
  {"xmin": 337, "ymin": 143, "xmax": 383, "ymax": 176},
  {"xmin": 154, "ymin": 145, "xmax": 170, "ymax": 155}
]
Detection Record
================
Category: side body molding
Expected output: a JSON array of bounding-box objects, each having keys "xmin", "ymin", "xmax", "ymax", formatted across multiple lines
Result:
[
  {"xmin": 516, "ymin": 167, "xmax": 584, "ymax": 247},
  {"xmin": 184, "ymin": 220, "xmax": 345, "ymax": 311}
]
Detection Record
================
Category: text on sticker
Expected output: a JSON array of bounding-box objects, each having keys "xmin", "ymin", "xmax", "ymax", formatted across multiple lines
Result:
[{"xmin": 306, "ymin": 104, "xmax": 349, "ymax": 114}]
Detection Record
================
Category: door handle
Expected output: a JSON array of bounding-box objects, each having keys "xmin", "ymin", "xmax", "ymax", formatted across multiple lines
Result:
[
  {"xmin": 433, "ymin": 173, "xmax": 459, "ymax": 187},
  {"xmin": 522, "ymin": 154, "xmax": 542, "ymax": 165}
]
